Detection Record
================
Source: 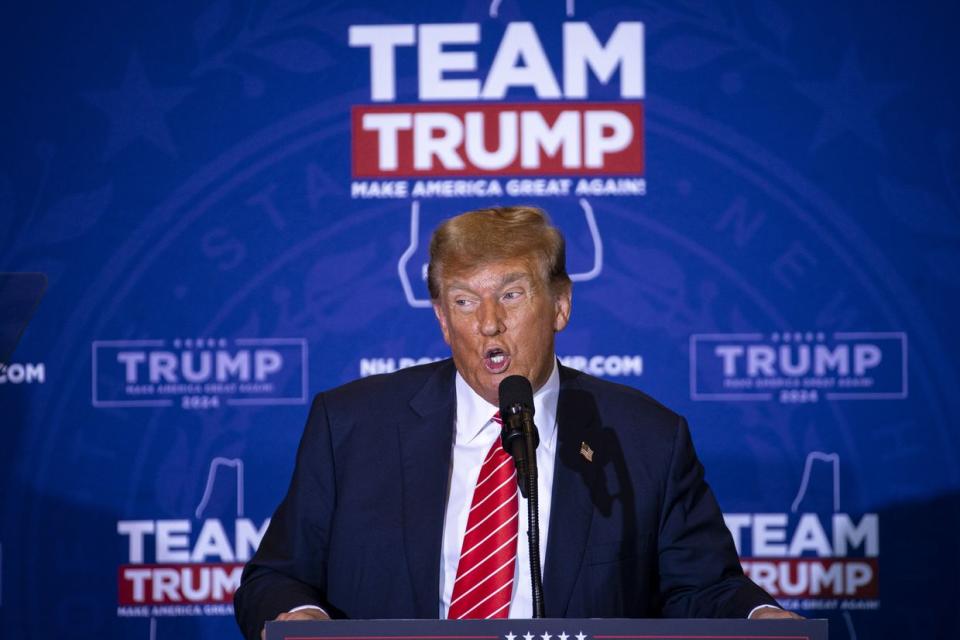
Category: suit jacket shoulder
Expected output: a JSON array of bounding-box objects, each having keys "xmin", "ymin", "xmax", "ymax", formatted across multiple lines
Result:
[
  {"xmin": 551, "ymin": 364, "xmax": 777, "ymax": 618},
  {"xmin": 315, "ymin": 358, "xmax": 456, "ymax": 441},
  {"xmin": 560, "ymin": 364, "xmax": 679, "ymax": 432},
  {"xmin": 321, "ymin": 359, "xmax": 456, "ymax": 413},
  {"xmin": 235, "ymin": 359, "xmax": 458, "ymax": 638}
]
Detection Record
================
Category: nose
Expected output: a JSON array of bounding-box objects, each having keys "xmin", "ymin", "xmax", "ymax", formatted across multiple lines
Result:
[{"xmin": 477, "ymin": 298, "xmax": 504, "ymax": 336}]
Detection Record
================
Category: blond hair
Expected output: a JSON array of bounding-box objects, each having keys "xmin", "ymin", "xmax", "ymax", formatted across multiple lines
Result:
[{"xmin": 427, "ymin": 205, "xmax": 570, "ymax": 299}]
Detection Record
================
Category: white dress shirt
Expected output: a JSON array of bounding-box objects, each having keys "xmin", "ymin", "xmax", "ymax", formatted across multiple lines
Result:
[{"xmin": 439, "ymin": 361, "xmax": 560, "ymax": 619}]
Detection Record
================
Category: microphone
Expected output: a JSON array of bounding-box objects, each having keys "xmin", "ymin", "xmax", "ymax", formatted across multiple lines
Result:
[
  {"xmin": 498, "ymin": 375, "xmax": 539, "ymax": 497},
  {"xmin": 497, "ymin": 374, "xmax": 546, "ymax": 617}
]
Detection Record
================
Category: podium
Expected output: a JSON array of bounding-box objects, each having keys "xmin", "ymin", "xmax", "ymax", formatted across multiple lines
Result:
[{"xmin": 265, "ymin": 618, "xmax": 827, "ymax": 640}]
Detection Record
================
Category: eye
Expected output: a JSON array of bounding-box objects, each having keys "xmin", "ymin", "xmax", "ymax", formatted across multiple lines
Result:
[
  {"xmin": 502, "ymin": 289, "xmax": 523, "ymax": 301},
  {"xmin": 452, "ymin": 296, "xmax": 477, "ymax": 310}
]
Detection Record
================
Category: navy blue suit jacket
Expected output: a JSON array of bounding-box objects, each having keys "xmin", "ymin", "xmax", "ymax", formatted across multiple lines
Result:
[{"xmin": 234, "ymin": 360, "xmax": 775, "ymax": 639}]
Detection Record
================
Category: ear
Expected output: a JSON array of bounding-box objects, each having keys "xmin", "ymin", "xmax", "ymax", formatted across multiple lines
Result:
[
  {"xmin": 433, "ymin": 301, "xmax": 452, "ymax": 345},
  {"xmin": 553, "ymin": 284, "xmax": 572, "ymax": 333}
]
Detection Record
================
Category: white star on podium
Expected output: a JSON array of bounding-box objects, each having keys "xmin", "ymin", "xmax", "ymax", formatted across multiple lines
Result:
[
  {"xmin": 524, "ymin": 632, "xmax": 535, "ymax": 640},
  {"xmin": 541, "ymin": 632, "xmax": 552, "ymax": 640},
  {"xmin": 557, "ymin": 633, "xmax": 569, "ymax": 640},
  {"xmin": 505, "ymin": 633, "xmax": 516, "ymax": 640},
  {"xmin": 575, "ymin": 632, "xmax": 588, "ymax": 640}
]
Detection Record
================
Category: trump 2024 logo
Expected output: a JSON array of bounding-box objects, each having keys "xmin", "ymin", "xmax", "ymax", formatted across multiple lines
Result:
[
  {"xmin": 91, "ymin": 337, "xmax": 308, "ymax": 409},
  {"xmin": 690, "ymin": 332, "xmax": 907, "ymax": 404}
]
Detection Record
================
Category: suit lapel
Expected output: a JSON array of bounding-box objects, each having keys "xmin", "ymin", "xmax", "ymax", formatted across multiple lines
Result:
[
  {"xmin": 543, "ymin": 366, "xmax": 600, "ymax": 616},
  {"xmin": 399, "ymin": 360, "xmax": 456, "ymax": 618}
]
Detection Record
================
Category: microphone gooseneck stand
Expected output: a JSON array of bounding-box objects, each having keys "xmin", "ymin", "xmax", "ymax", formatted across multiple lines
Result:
[
  {"xmin": 499, "ymin": 375, "xmax": 545, "ymax": 618},
  {"xmin": 519, "ymin": 408, "xmax": 545, "ymax": 618}
]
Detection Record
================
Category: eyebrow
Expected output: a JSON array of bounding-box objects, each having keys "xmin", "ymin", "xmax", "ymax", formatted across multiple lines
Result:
[
  {"xmin": 500, "ymin": 272, "xmax": 531, "ymax": 285},
  {"xmin": 446, "ymin": 271, "xmax": 532, "ymax": 293}
]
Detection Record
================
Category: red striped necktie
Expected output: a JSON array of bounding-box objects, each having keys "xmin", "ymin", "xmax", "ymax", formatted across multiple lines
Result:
[{"xmin": 447, "ymin": 412, "xmax": 519, "ymax": 619}]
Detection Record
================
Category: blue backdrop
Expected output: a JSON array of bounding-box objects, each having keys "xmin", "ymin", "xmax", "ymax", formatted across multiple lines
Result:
[{"xmin": 2, "ymin": 1, "xmax": 959, "ymax": 638}]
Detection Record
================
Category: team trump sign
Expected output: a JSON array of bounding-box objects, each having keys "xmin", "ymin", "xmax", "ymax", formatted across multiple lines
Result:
[{"xmin": 349, "ymin": 21, "xmax": 645, "ymax": 177}]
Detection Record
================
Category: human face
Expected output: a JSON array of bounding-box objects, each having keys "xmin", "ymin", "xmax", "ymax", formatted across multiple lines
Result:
[{"xmin": 433, "ymin": 256, "xmax": 572, "ymax": 406}]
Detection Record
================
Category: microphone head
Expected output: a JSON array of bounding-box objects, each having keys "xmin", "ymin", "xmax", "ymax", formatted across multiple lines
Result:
[{"xmin": 498, "ymin": 375, "xmax": 534, "ymax": 417}]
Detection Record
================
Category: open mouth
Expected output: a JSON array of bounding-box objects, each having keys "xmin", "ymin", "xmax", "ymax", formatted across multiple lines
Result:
[{"xmin": 483, "ymin": 347, "xmax": 511, "ymax": 373}]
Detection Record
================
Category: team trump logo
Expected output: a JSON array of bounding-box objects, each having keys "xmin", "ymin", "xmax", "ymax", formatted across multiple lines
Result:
[
  {"xmin": 348, "ymin": 21, "xmax": 645, "ymax": 179},
  {"xmin": 725, "ymin": 452, "xmax": 881, "ymax": 612},
  {"xmin": 91, "ymin": 337, "xmax": 308, "ymax": 409},
  {"xmin": 117, "ymin": 458, "xmax": 268, "ymax": 618},
  {"xmin": 690, "ymin": 332, "xmax": 908, "ymax": 403},
  {"xmin": 117, "ymin": 518, "xmax": 268, "ymax": 614},
  {"xmin": 725, "ymin": 512, "xmax": 880, "ymax": 609}
]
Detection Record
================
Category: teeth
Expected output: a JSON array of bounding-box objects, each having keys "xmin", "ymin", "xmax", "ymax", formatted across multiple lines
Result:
[{"xmin": 491, "ymin": 354, "xmax": 505, "ymax": 364}]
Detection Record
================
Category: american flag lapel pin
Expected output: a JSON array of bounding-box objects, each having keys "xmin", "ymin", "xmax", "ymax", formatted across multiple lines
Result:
[{"xmin": 579, "ymin": 441, "xmax": 594, "ymax": 462}]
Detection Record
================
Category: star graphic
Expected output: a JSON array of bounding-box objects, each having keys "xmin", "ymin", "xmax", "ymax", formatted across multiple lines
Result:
[
  {"xmin": 83, "ymin": 55, "xmax": 191, "ymax": 159},
  {"xmin": 558, "ymin": 633, "xmax": 569, "ymax": 640},
  {"xmin": 524, "ymin": 633, "xmax": 535, "ymax": 640},
  {"xmin": 795, "ymin": 48, "xmax": 899, "ymax": 153},
  {"xmin": 505, "ymin": 633, "xmax": 516, "ymax": 640},
  {"xmin": 541, "ymin": 633, "xmax": 552, "ymax": 640},
  {"xmin": 575, "ymin": 633, "xmax": 587, "ymax": 640}
]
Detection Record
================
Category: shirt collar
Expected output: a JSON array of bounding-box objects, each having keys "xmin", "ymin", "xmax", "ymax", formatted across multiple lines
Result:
[{"xmin": 454, "ymin": 359, "xmax": 560, "ymax": 449}]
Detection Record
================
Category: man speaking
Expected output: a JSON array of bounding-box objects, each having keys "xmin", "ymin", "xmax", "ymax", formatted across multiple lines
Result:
[{"xmin": 234, "ymin": 206, "xmax": 795, "ymax": 639}]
